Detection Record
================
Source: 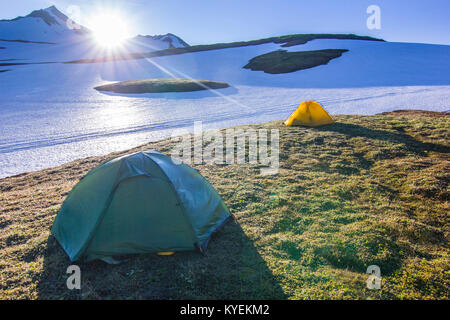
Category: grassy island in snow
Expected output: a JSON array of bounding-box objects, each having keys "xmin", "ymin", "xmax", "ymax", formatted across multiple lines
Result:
[{"xmin": 94, "ymin": 78, "xmax": 230, "ymax": 94}]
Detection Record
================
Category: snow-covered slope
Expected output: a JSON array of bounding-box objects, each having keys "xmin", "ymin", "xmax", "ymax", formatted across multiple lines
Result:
[
  {"xmin": 83, "ymin": 39, "xmax": 449, "ymax": 88},
  {"xmin": 0, "ymin": 20, "xmax": 449, "ymax": 177}
]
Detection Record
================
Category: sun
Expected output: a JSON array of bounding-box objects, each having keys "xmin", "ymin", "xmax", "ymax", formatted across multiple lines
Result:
[{"xmin": 89, "ymin": 13, "xmax": 130, "ymax": 47}]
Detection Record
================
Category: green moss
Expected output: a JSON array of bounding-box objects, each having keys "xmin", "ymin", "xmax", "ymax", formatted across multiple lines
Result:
[{"xmin": 94, "ymin": 78, "xmax": 230, "ymax": 94}]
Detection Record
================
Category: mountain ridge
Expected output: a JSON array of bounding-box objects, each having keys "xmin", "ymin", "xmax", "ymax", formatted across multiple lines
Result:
[{"xmin": 0, "ymin": 5, "xmax": 188, "ymax": 48}]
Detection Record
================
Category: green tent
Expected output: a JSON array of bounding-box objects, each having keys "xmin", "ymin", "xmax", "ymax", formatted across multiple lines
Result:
[{"xmin": 51, "ymin": 150, "xmax": 231, "ymax": 262}]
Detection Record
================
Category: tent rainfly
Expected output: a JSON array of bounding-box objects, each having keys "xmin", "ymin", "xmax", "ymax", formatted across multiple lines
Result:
[
  {"xmin": 51, "ymin": 150, "xmax": 231, "ymax": 263},
  {"xmin": 285, "ymin": 100, "xmax": 334, "ymax": 127}
]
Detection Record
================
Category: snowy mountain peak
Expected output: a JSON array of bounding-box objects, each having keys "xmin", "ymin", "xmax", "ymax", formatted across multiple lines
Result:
[
  {"xmin": 27, "ymin": 6, "xmax": 67, "ymax": 26},
  {"xmin": 133, "ymin": 33, "xmax": 189, "ymax": 48}
]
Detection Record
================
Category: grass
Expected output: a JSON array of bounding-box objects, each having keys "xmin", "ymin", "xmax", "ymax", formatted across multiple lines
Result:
[
  {"xmin": 243, "ymin": 49, "xmax": 348, "ymax": 74},
  {"xmin": 66, "ymin": 33, "xmax": 382, "ymax": 64},
  {"xmin": 0, "ymin": 110, "xmax": 448, "ymax": 300},
  {"xmin": 94, "ymin": 78, "xmax": 230, "ymax": 94}
]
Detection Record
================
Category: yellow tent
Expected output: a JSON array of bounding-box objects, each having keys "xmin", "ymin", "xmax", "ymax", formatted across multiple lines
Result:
[{"xmin": 284, "ymin": 101, "xmax": 334, "ymax": 127}]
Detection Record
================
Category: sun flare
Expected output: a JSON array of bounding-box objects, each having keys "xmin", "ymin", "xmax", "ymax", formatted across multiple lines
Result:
[{"xmin": 89, "ymin": 13, "xmax": 130, "ymax": 47}]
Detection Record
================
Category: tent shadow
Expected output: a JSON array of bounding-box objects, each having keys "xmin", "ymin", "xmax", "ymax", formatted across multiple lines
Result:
[
  {"xmin": 36, "ymin": 218, "xmax": 286, "ymax": 300},
  {"xmin": 316, "ymin": 122, "xmax": 450, "ymax": 156}
]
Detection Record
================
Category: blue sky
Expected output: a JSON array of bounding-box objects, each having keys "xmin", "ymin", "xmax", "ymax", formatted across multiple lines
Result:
[{"xmin": 1, "ymin": 0, "xmax": 449, "ymax": 45}]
